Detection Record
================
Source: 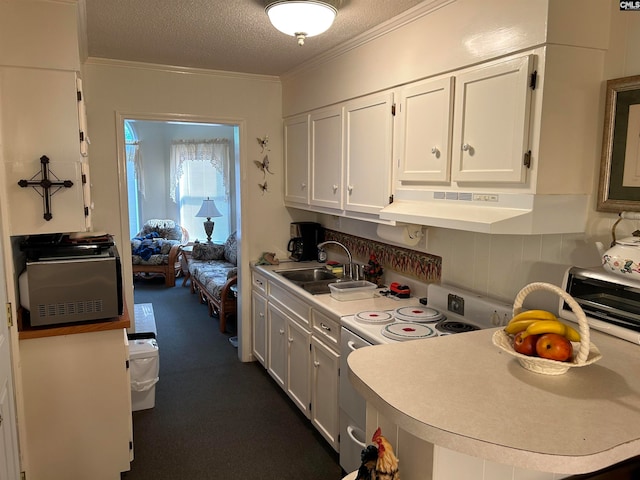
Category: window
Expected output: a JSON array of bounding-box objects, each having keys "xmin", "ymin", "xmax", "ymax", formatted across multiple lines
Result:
[
  {"xmin": 124, "ymin": 121, "xmax": 141, "ymax": 235},
  {"xmin": 170, "ymin": 139, "xmax": 231, "ymax": 243}
]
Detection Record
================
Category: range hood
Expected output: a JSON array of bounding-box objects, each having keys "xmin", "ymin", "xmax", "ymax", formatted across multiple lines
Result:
[{"xmin": 379, "ymin": 191, "xmax": 590, "ymax": 235}]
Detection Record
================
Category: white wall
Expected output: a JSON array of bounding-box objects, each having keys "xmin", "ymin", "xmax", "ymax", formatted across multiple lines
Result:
[{"xmin": 81, "ymin": 60, "xmax": 290, "ymax": 361}]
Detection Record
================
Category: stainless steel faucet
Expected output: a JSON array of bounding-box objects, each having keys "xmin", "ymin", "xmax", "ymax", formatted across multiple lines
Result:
[{"xmin": 317, "ymin": 240, "xmax": 362, "ymax": 280}]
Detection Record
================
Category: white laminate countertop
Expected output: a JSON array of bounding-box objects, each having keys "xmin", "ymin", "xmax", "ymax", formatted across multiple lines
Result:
[
  {"xmin": 347, "ymin": 328, "xmax": 640, "ymax": 475},
  {"xmin": 252, "ymin": 262, "xmax": 420, "ymax": 318}
]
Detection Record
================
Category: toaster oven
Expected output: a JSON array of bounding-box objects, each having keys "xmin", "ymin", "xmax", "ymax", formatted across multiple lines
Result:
[
  {"xmin": 19, "ymin": 245, "xmax": 123, "ymax": 327},
  {"xmin": 561, "ymin": 266, "xmax": 640, "ymax": 345}
]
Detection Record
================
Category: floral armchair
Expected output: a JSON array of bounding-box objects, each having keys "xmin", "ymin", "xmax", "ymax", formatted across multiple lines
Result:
[{"xmin": 132, "ymin": 219, "xmax": 189, "ymax": 287}]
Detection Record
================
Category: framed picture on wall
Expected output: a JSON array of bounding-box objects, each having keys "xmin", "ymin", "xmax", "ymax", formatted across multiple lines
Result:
[{"xmin": 598, "ymin": 75, "xmax": 640, "ymax": 212}]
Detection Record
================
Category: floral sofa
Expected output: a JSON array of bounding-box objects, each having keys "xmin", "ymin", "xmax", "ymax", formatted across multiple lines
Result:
[
  {"xmin": 188, "ymin": 231, "xmax": 237, "ymax": 333},
  {"xmin": 131, "ymin": 219, "xmax": 188, "ymax": 287}
]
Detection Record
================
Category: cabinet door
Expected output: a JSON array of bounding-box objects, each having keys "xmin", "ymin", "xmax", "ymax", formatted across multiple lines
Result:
[
  {"xmin": 20, "ymin": 329, "xmax": 131, "ymax": 479},
  {"xmin": 451, "ymin": 55, "xmax": 534, "ymax": 183},
  {"xmin": 397, "ymin": 76, "xmax": 454, "ymax": 183},
  {"xmin": 311, "ymin": 336, "xmax": 340, "ymax": 450},
  {"xmin": 287, "ymin": 318, "xmax": 311, "ymax": 418},
  {"xmin": 344, "ymin": 91, "xmax": 394, "ymax": 214},
  {"xmin": 284, "ymin": 114, "xmax": 310, "ymax": 204},
  {"xmin": 310, "ymin": 106, "xmax": 343, "ymax": 209},
  {"xmin": 267, "ymin": 303, "xmax": 287, "ymax": 389},
  {"xmin": 1, "ymin": 68, "xmax": 88, "ymax": 235},
  {"xmin": 251, "ymin": 290, "xmax": 267, "ymax": 367}
]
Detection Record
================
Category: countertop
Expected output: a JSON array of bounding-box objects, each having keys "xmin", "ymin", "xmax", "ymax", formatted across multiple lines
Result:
[
  {"xmin": 18, "ymin": 305, "xmax": 130, "ymax": 340},
  {"xmin": 252, "ymin": 262, "xmax": 420, "ymax": 318},
  {"xmin": 347, "ymin": 328, "xmax": 640, "ymax": 475}
]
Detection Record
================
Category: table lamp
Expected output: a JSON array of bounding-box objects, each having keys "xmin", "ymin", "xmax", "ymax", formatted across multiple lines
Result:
[{"xmin": 195, "ymin": 197, "xmax": 222, "ymax": 243}]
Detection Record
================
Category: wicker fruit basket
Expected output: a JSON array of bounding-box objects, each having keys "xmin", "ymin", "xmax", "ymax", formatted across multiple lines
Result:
[{"xmin": 492, "ymin": 282, "xmax": 602, "ymax": 375}]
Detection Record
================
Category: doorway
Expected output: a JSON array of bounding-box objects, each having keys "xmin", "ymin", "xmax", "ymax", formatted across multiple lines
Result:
[{"xmin": 120, "ymin": 115, "xmax": 241, "ymax": 338}]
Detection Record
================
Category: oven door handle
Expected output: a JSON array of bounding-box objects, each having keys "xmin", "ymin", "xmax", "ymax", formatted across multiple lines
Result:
[
  {"xmin": 346, "ymin": 425, "xmax": 367, "ymax": 448},
  {"xmin": 347, "ymin": 340, "xmax": 362, "ymax": 352}
]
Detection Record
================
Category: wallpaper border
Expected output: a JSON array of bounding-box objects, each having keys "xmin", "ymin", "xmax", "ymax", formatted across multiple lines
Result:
[{"xmin": 323, "ymin": 229, "xmax": 441, "ymax": 283}]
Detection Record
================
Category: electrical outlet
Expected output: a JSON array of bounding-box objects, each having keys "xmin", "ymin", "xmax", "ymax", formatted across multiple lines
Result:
[{"xmin": 447, "ymin": 294, "xmax": 465, "ymax": 315}]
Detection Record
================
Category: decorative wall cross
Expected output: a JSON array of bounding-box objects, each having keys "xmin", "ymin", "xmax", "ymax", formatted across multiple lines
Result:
[{"xmin": 18, "ymin": 155, "xmax": 73, "ymax": 221}]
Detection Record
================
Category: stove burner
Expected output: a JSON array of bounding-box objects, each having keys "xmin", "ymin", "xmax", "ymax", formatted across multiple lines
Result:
[{"xmin": 436, "ymin": 319, "xmax": 480, "ymax": 335}]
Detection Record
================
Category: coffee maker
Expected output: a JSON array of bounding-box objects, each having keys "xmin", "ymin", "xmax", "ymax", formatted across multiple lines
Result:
[{"xmin": 288, "ymin": 222, "xmax": 323, "ymax": 261}]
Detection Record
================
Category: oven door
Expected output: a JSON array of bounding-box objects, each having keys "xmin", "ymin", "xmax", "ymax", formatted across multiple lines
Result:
[{"xmin": 339, "ymin": 326, "xmax": 372, "ymax": 473}]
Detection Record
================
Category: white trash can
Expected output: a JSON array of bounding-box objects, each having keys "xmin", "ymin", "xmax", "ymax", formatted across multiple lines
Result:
[{"xmin": 129, "ymin": 337, "xmax": 159, "ymax": 411}]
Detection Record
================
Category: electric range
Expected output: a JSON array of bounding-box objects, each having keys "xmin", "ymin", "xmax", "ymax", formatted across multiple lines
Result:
[
  {"xmin": 340, "ymin": 283, "xmax": 514, "ymax": 345},
  {"xmin": 338, "ymin": 282, "xmax": 514, "ymax": 473}
]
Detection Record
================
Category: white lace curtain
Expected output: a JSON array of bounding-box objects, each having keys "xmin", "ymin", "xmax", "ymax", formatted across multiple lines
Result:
[
  {"xmin": 169, "ymin": 139, "xmax": 230, "ymax": 202},
  {"xmin": 126, "ymin": 141, "xmax": 145, "ymax": 198}
]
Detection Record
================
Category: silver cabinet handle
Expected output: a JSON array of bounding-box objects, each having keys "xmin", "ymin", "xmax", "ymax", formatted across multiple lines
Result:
[
  {"xmin": 301, "ymin": 183, "xmax": 307, "ymax": 189},
  {"xmin": 431, "ymin": 147, "xmax": 439, "ymax": 155},
  {"xmin": 259, "ymin": 312, "xmax": 264, "ymax": 318},
  {"xmin": 348, "ymin": 185, "xmax": 354, "ymax": 193},
  {"xmin": 279, "ymin": 328, "xmax": 285, "ymax": 335},
  {"xmin": 254, "ymin": 279, "xmax": 263, "ymax": 287},
  {"xmin": 320, "ymin": 323, "xmax": 331, "ymax": 332},
  {"xmin": 332, "ymin": 184, "xmax": 338, "ymax": 192},
  {"xmin": 347, "ymin": 340, "xmax": 360, "ymax": 352},
  {"xmin": 462, "ymin": 143, "xmax": 470, "ymax": 151},
  {"xmin": 347, "ymin": 425, "xmax": 367, "ymax": 448},
  {"xmin": 313, "ymin": 360, "xmax": 320, "ymax": 368}
]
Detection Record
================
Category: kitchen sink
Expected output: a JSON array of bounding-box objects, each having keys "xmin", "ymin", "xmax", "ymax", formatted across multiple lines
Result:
[
  {"xmin": 275, "ymin": 267, "xmax": 351, "ymax": 295},
  {"xmin": 277, "ymin": 267, "xmax": 337, "ymax": 283}
]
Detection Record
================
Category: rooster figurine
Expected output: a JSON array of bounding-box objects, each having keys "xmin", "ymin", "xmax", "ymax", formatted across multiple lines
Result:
[{"xmin": 355, "ymin": 427, "xmax": 400, "ymax": 480}]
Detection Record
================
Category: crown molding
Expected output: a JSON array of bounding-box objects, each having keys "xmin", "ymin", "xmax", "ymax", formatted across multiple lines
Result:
[
  {"xmin": 281, "ymin": 0, "xmax": 456, "ymax": 80},
  {"xmin": 83, "ymin": 57, "xmax": 281, "ymax": 83}
]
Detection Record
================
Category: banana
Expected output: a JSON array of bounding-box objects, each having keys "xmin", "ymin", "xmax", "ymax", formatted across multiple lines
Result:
[
  {"xmin": 509, "ymin": 309, "xmax": 558, "ymax": 324},
  {"xmin": 504, "ymin": 319, "xmax": 543, "ymax": 335},
  {"xmin": 563, "ymin": 324, "xmax": 581, "ymax": 342},
  {"xmin": 520, "ymin": 320, "xmax": 581, "ymax": 342}
]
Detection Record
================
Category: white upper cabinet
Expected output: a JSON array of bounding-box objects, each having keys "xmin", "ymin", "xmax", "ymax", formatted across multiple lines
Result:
[
  {"xmin": 396, "ymin": 76, "xmax": 454, "ymax": 183},
  {"xmin": 451, "ymin": 54, "xmax": 534, "ymax": 184},
  {"xmin": 310, "ymin": 106, "xmax": 343, "ymax": 210},
  {"xmin": 343, "ymin": 91, "xmax": 394, "ymax": 215},
  {"xmin": 1, "ymin": 68, "xmax": 88, "ymax": 236},
  {"xmin": 283, "ymin": 114, "xmax": 310, "ymax": 205}
]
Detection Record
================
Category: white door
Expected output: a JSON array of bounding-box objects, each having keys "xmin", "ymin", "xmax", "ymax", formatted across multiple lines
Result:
[
  {"xmin": 267, "ymin": 303, "xmax": 287, "ymax": 389},
  {"xmin": 0, "ymin": 232, "xmax": 20, "ymax": 480},
  {"xmin": 451, "ymin": 54, "xmax": 534, "ymax": 183},
  {"xmin": 311, "ymin": 336, "xmax": 340, "ymax": 450},
  {"xmin": 343, "ymin": 91, "xmax": 394, "ymax": 214},
  {"xmin": 397, "ymin": 76, "xmax": 454, "ymax": 183},
  {"xmin": 0, "ymin": 68, "xmax": 87, "ymax": 235},
  {"xmin": 310, "ymin": 106, "xmax": 343, "ymax": 210},
  {"xmin": 286, "ymin": 318, "xmax": 311, "ymax": 418},
  {"xmin": 283, "ymin": 114, "xmax": 310, "ymax": 205},
  {"xmin": 251, "ymin": 290, "xmax": 267, "ymax": 367}
]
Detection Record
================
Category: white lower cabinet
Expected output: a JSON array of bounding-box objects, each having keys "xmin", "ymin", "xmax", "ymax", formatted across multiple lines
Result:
[
  {"xmin": 311, "ymin": 336, "xmax": 340, "ymax": 450},
  {"xmin": 19, "ymin": 329, "xmax": 132, "ymax": 480},
  {"xmin": 286, "ymin": 315, "xmax": 311, "ymax": 416},
  {"xmin": 251, "ymin": 268, "xmax": 341, "ymax": 452},
  {"xmin": 251, "ymin": 289, "xmax": 267, "ymax": 366},
  {"xmin": 267, "ymin": 302, "xmax": 288, "ymax": 390},
  {"xmin": 267, "ymin": 300, "xmax": 311, "ymax": 418}
]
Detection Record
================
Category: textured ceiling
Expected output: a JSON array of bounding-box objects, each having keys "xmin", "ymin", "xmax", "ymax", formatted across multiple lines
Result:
[{"xmin": 84, "ymin": 0, "xmax": 426, "ymax": 76}]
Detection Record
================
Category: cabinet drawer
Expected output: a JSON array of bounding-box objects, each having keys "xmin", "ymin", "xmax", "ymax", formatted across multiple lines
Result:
[
  {"xmin": 312, "ymin": 309, "xmax": 340, "ymax": 351},
  {"xmin": 270, "ymin": 282, "xmax": 310, "ymax": 325},
  {"xmin": 252, "ymin": 271, "xmax": 268, "ymax": 294}
]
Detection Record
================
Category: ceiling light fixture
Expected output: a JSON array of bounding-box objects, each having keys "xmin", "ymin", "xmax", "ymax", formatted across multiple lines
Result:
[{"xmin": 266, "ymin": 0, "xmax": 337, "ymax": 46}]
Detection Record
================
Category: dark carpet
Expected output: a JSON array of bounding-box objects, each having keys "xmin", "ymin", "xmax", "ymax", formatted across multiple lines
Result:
[{"xmin": 123, "ymin": 278, "xmax": 343, "ymax": 480}]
